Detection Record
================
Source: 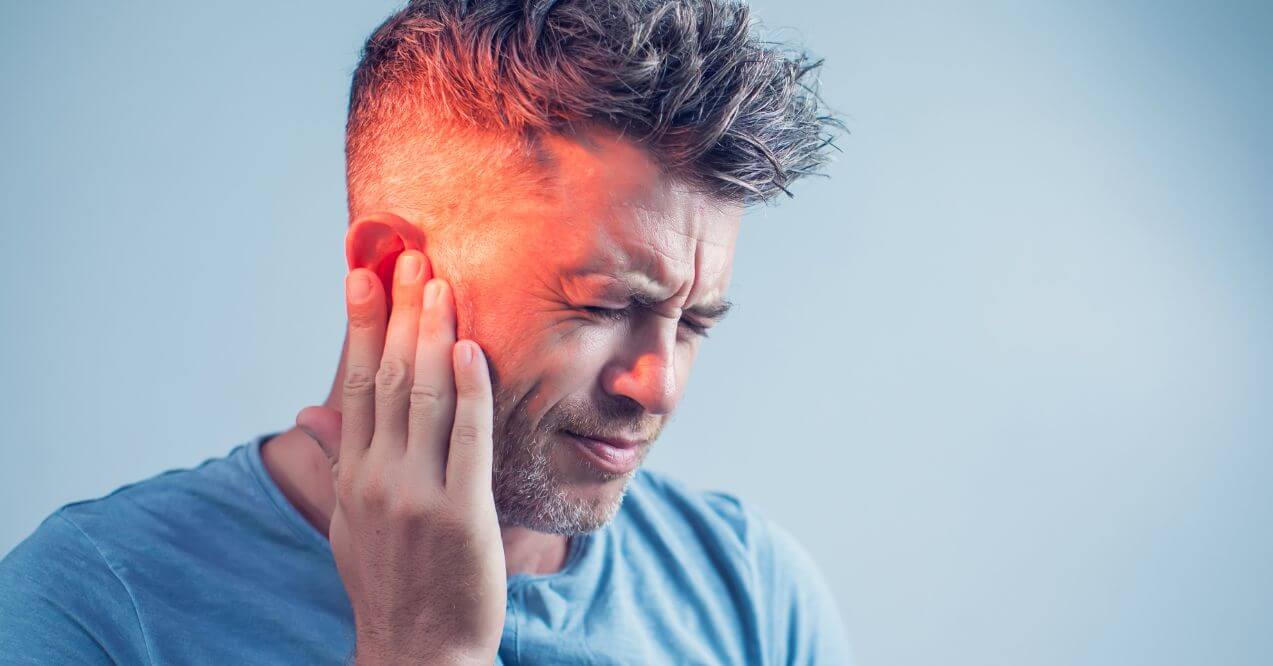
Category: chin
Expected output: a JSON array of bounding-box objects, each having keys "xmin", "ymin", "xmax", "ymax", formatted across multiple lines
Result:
[
  {"xmin": 496, "ymin": 461, "xmax": 638, "ymax": 535},
  {"xmin": 491, "ymin": 431, "xmax": 648, "ymax": 535},
  {"xmin": 561, "ymin": 471, "xmax": 632, "ymax": 504}
]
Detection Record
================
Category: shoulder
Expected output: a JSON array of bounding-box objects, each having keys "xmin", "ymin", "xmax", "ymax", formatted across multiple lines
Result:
[
  {"xmin": 0, "ymin": 440, "xmax": 264, "ymax": 605},
  {"xmin": 0, "ymin": 510, "xmax": 150, "ymax": 663},
  {"xmin": 0, "ymin": 441, "xmax": 264, "ymax": 663},
  {"xmin": 47, "ymin": 441, "xmax": 272, "ymax": 554},
  {"xmin": 2, "ymin": 439, "xmax": 258, "ymax": 577},
  {"xmin": 624, "ymin": 468, "xmax": 819, "ymax": 569},
  {"xmin": 623, "ymin": 469, "xmax": 855, "ymax": 664},
  {"xmin": 622, "ymin": 468, "xmax": 822, "ymax": 596},
  {"xmin": 624, "ymin": 467, "xmax": 759, "ymax": 555},
  {"xmin": 2, "ymin": 510, "xmax": 115, "ymax": 586}
]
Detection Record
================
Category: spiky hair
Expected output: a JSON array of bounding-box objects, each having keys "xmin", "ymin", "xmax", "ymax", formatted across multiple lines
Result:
[{"xmin": 346, "ymin": 0, "xmax": 842, "ymax": 212}]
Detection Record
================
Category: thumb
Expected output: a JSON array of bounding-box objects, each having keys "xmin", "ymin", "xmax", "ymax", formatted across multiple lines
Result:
[{"xmin": 295, "ymin": 405, "xmax": 343, "ymax": 467}]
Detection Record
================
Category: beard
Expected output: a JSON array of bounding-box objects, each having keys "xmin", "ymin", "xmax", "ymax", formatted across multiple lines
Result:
[{"xmin": 488, "ymin": 379, "xmax": 659, "ymax": 535}]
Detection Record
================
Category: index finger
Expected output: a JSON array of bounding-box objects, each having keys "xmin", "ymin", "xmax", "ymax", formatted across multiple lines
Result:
[
  {"xmin": 340, "ymin": 268, "xmax": 388, "ymax": 464},
  {"xmin": 445, "ymin": 340, "xmax": 494, "ymax": 497}
]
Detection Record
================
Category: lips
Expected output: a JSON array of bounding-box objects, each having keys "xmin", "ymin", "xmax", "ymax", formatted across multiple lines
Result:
[
  {"xmin": 563, "ymin": 431, "xmax": 645, "ymax": 475},
  {"xmin": 570, "ymin": 432, "xmax": 643, "ymax": 449}
]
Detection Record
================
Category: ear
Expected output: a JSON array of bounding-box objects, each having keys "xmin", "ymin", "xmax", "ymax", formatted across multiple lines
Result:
[{"xmin": 345, "ymin": 211, "xmax": 429, "ymax": 312}]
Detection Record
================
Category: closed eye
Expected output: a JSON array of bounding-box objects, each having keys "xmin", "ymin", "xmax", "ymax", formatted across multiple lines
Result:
[
  {"xmin": 581, "ymin": 306, "xmax": 711, "ymax": 338},
  {"xmin": 581, "ymin": 306, "xmax": 628, "ymax": 321}
]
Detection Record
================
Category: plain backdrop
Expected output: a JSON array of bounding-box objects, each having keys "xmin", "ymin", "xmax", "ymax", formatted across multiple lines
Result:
[{"xmin": 2, "ymin": 2, "xmax": 1270, "ymax": 665}]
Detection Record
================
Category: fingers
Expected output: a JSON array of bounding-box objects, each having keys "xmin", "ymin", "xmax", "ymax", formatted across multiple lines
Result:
[
  {"xmin": 371, "ymin": 251, "xmax": 430, "ymax": 454},
  {"xmin": 445, "ymin": 340, "xmax": 494, "ymax": 497},
  {"xmin": 341, "ymin": 268, "xmax": 387, "ymax": 463},
  {"xmin": 404, "ymin": 278, "xmax": 457, "ymax": 488}
]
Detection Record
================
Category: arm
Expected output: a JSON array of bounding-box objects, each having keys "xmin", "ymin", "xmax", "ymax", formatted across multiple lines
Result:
[{"xmin": 0, "ymin": 512, "xmax": 150, "ymax": 664}]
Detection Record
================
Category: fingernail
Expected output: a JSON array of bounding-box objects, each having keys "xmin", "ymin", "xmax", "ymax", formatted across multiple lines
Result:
[
  {"xmin": 423, "ymin": 280, "xmax": 438, "ymax": 309},
  {"xmin": 457, "ymin": 341, "xmax": 473, "ymax": 366},
  {"xmin": 347, "ymin": 272, "xmax": 371, "ymax": 303},
  {"xmin": 398, "ymin": 253, "xmax": 421, "ymax": 283}
]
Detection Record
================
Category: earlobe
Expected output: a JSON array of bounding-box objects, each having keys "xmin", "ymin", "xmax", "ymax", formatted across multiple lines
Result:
[{"xmin": 345, "ymin": 211, "xmax": 428, "ymax": 310}]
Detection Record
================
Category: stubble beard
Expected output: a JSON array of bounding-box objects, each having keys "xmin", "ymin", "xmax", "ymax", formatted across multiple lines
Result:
[{"xmin": 488, "ymin": 383, "xmax": 647, "ymax": 536}]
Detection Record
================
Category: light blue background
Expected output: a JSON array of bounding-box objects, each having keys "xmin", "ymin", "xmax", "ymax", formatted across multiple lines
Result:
[{"xmin": 2, "ymin": 2, "xmax": 1270, "ymax": 664}]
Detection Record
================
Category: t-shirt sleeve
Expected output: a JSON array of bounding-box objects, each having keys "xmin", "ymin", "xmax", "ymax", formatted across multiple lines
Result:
[
  {"xmin": 753, "ymin": 514, "xmax": 854, "ymax": 665},
  {"xmin": 0, "ymin": 511, "xmax": 150, "ymax": 664}
]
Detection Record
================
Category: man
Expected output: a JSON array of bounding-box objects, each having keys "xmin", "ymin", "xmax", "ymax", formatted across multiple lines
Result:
[{"xmin": 1, "ymin": 0, "xmax": 849, "ymax": 663}]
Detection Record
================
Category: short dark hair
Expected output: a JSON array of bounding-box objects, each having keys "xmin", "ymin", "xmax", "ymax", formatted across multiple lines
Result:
[{"xmin": 346, "ymin": 0, "xmax": 842, "ymax": 212}]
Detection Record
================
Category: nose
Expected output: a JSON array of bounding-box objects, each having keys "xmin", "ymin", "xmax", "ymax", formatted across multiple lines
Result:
[{"xmin": 601, "ymin": 318, "xmax": 684, "ymax": 415}]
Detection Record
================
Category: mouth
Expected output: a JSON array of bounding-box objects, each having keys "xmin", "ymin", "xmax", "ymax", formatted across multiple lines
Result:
[{"xmin": 562, "ymin": 430, "xmax": 645, "ymax": 476}]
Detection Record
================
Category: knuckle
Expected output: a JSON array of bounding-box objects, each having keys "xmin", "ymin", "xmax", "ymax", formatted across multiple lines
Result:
[
  {"xmin": 342, "ymin": 367, "xmax": 377, "ymax": 396},
  {"xmin": 387, "ymin": 492, "xmax": 433, "ymax": 522},
  {"xmin": 362, "ymin": 489, "xmax": 388, "ymax": 513},
  {"xmin": 357, "ymin": 474, "xmax": 390, "ymax": 511},
  {"xmin": 409, "ymin": 382, "xmax": 446, "ymax": 405},
  {"xmin": 375, "ymin": 358, "xmax": 411, "ymax": 392},
  {"xmin": 451, "ymin": 423, "xmax": 483, "ymax": 448}
]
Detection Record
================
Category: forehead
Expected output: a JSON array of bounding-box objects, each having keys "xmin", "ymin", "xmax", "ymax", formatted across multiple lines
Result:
[{"xmin": 516, "ymin": 129, "xmax": 742, "ymax": 299}]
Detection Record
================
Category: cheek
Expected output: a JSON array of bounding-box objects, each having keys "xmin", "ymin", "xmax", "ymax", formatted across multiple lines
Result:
[
  {"xmin": 492, "ymin": 324, "xmax": 612, "ymax": 412},
  {"xmin": 532, "ymin": 328, "xmax": 612, "ymax": 389}
]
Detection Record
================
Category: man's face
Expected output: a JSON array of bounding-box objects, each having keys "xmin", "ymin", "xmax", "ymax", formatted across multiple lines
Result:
[{"xmin": 438, "ymin": 129, "xmax": 741, "ymax": 534}]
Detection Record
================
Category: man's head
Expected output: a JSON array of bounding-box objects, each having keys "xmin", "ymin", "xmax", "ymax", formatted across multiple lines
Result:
[{"xmin": 340, "ymin": 0, "xmax": 838, "ymax": 534}]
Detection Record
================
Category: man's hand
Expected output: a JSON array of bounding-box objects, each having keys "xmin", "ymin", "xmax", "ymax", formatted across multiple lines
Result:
[{"xmin": 294, "ymin": 250, "xmax": 505, "ymax": 665}]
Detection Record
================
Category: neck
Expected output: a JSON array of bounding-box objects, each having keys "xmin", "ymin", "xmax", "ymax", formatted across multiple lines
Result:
[{"xmin": 261, "ymin": 426, "xmax": 570, "ymax": 577}]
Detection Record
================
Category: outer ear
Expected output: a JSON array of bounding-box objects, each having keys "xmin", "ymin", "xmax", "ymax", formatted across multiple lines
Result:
[{"xmin": 345, "ymin": 211, "xmax": 428, "ymax": 311}]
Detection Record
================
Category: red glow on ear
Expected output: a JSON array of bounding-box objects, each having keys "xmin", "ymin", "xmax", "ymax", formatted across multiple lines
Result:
[{"xmin": 346, "ymin": 212, "xmax": 427, "ymax": 312}]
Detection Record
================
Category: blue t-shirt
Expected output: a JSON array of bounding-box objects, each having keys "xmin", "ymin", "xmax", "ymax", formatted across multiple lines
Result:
[{"xmin": 0, "ymin": 433, "xmax": 852, "ymax": 664}]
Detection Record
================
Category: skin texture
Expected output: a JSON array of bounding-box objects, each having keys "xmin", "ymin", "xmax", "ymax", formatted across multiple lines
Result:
[{"xmin": 261, "ymin": 126, "xmax": 741, "ymax": 659}]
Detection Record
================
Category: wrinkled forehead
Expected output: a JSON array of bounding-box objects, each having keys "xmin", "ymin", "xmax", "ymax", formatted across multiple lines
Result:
[
  {"xmin": 554, "ymin": 198, "xmax": 740, "ymax": 301},
  {"xmin": 520, "ymin": 129, "xmax": 742, "ymax": 297}
]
